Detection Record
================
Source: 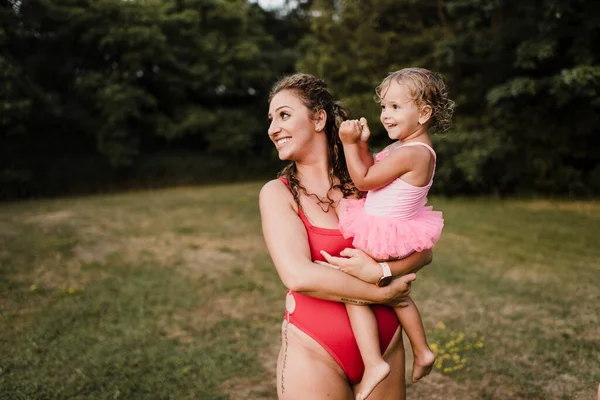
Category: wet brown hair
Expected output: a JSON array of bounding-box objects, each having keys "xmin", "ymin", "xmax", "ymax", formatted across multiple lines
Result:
[
  {"xmin": 269, "ymin": 73, "xmax": 361, "ymax": 209},
  {"xmin": 375, "ymin": 68, "xmax": 455, "ymax": 133}
]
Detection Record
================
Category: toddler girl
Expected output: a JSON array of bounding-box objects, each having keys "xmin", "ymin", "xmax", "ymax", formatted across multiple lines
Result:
[{"xmin": 337, "ymin": 68, "xmax": 454, "ymax": 399}]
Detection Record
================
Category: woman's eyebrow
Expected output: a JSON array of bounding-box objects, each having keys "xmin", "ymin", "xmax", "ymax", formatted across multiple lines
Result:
[{"xmin": 268, "ymin": 105, "xmax": 294, "ymax": 117}]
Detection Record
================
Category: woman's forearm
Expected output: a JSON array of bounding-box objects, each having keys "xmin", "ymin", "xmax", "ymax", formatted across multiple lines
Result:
[
  {"xmin": 319, "ymin": 247, "xmax": 432, "ymax": 285},
  {"xmin": 291, "ymin": 260, "xmax": 387, "ymax": 304}
]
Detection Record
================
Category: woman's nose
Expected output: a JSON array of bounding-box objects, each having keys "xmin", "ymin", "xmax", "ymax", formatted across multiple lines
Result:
[{"xmin": 268, "ymin": 120, "xmax": 280, "ymax": 136}]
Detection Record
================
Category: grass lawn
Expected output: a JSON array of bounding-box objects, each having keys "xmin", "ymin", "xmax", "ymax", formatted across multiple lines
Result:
[{"xmin": 0, "ymin": 182, "xmax": 598, "ymax": 399}]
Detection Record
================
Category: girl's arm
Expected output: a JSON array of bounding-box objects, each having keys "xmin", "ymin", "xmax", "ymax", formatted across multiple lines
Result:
[
  {"xmin": 259, "ymin": 179, "xmax": 415, "ymax": 306},
  {"xmin": 339, "ymin": 119, "xmax": 420, "ymax": 191},
  {"xmin": 357, "ymin": 118, "xmax": 375, "ymax": 169},
  {"xmin": 357, "ymin": 140, "xmax": 375, "ymax": 170}
]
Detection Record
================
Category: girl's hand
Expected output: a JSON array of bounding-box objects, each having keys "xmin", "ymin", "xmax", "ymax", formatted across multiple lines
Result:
[
  {"xmin": 339, "ymin": 120, "xmax": 363, "ymax": 144},
  {"xmin": 359, "ymin": 117, "xmax": 371, "ymax": 142},
  {"xmin": 319, "ymin": 248, "xmax": 381, "ymax": 284},
  {"xmin": 382, "ymin": 273, "xmax": 416, "ymax": 307}
]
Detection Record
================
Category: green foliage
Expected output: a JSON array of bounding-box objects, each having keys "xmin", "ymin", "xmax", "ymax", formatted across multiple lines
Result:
[
  {"xmin": 1, "ymin": 0, "xmax": 292, "ymax": 196},
  {"xmin": 297, "ymin": 0, "xmax": 600, "ymax": 196},
  {"xmin": 1, "ymin": 0, "xmax": 599, "ymax": 197},
  {"xmin": 432, "ymin": 123, "xmax": 507, "ymax": 195},
  {"xmin": 0, "ymin": 56, "xmax": 31, "ymax": 135}
]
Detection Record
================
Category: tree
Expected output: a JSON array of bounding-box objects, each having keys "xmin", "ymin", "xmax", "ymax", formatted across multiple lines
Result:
[
  {"xmin": 1, "ymin": 0, "xmax": 302, "ymax": 197},
  {"xmin": 296, "ymin": 0, "xmax": 600, "ymax": 195}
]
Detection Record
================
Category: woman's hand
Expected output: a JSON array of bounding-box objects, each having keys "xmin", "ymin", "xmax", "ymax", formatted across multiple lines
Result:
[
  {"xmin": 382, "ymin": 273, "xmax": 416, "ymax": 307},
  {"xmin": 319, "ymin": 248, "xmax": 381, "ymax": 284},
  {"xmin": 318, "ymin": 247, "xmax": 417, "ymax": 306}
]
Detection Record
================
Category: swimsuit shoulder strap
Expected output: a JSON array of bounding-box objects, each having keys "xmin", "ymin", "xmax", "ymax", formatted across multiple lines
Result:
[
  {"xmin": 277, "ymin": 176, "xmax": 311, "ymax": 224},
  {"xmin": 398, "ymin": 142, "xmax": 437, "ymax": 183},
  {"xmin": 398, "ymin": 142, "xmax": 436, "ymax": 162}
]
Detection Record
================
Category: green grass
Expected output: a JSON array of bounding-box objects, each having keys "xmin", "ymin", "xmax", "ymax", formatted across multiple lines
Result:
[{"xmin": 0, "ymin": 184, "xmax": 598, "ymax": 399}]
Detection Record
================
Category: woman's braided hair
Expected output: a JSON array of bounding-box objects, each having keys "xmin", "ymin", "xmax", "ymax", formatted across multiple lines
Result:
[{"xmin": 269, "ymin": 73, "xmax": 361, "ymax": 210}]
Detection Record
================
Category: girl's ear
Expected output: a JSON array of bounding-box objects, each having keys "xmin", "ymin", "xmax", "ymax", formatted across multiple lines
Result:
[
  {"xmin": 419, "ymin": 104, "xmax": 433, "ymax": 126},
  {"xmin": 314, "ymin": 109, "xmax": 327, "ymax": 132}
]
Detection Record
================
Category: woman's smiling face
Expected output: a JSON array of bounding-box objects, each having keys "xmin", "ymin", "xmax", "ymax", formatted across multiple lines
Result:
[{"xmin": 268, "ymin": 89, "xmax": 317, "ymax": 161}]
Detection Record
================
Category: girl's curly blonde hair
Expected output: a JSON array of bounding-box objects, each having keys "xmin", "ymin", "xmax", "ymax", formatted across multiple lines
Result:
[{"xmin": 375, "ymin": 68, "xmax": 455, "ymax": 133}]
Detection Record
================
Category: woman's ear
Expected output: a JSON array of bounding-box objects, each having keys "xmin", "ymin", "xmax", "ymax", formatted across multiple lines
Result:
[
  {"xmin": 419, "ymin": 105, "xmax": 433, "ymax": 126},
  {"xmin": 314, "ymin": 109, "xmax": 327, "ymax": 132}
]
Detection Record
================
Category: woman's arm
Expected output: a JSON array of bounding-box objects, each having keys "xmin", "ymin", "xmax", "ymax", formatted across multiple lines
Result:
[
  {"xmin": 259, "ymin": 179, "xmax": 414, "ymax": 306},
  {"xmin": 320, "ymin": 248, "xmax": 433, "ymax": 285}
]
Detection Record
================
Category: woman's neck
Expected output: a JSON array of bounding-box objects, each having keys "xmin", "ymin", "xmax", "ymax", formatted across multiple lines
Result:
[
  {"xmin": 295, "ymin": 160, "xmax": 331, "ymax": 189},
  {"xmin": 294, "ymin": 159, "xmax": 341, "ymax": 214},
  {"xmin": 294, "ymin": 138, "xmax": 332, "ymax": 184}
]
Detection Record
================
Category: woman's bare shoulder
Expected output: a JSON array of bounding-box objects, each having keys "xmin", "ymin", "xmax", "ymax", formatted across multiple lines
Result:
[
  {"xmin": 260, "ymin": 178, "xmax": 287, "ymax": 196},
  {"xmin": 259, "ymin": 179, "xmax": 294, "ymax": 209}
]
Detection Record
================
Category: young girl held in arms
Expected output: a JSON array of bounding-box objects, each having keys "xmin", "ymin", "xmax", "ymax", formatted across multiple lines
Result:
[{"xmin": 323, "ymin": 68, "xmax": 455, "ymax": 399}]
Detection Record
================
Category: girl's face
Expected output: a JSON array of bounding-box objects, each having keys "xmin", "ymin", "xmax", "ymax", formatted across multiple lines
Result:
[
  {"xmin": 268, "ymin": 90, "xmax": 318, "ymax": 161},
  {"xmin": 379, "ymin": 81, "xmax": 423, "ymax": 141}
]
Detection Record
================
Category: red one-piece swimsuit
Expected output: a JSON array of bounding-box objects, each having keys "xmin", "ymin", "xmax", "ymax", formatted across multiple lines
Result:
[{"xmin": 279, "ymin": 177, "xmax": 399, "ymax": 384}]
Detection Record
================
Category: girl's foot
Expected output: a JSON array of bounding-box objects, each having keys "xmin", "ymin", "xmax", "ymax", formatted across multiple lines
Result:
[
  {"xmin": 412, "ymin": 348, "xmax": 436, "ymax": 383},
  {"xmin": 355, "ymin": 361, "xmax": 390, "ymax": 400}
]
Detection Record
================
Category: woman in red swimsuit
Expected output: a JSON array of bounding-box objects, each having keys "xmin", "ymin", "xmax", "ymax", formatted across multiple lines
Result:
[{"xmin": 260, "ymin": 74, "xmax": 433, "ymax": 399}]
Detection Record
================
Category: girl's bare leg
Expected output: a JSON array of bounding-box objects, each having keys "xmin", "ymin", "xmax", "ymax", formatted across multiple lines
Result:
[
  {"xmin": 356, "ymin": 327, "xmax": 406, "ymax": 400},
  {"xmin": 277, "ymin": 321, "xmax": 354, "ymax": 400},
  {"xmin": 394, "ymin": 296, "xmax": 435, "ymax": 383},
  {"xmin": 346, "ymin": 304, "xmax": 390, "ymax": 400}
]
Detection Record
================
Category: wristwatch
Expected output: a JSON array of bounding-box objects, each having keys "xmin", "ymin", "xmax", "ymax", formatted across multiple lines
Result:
[{"xmin": 376, "ymin": 262, "xmax": 393, "ymax": 287}]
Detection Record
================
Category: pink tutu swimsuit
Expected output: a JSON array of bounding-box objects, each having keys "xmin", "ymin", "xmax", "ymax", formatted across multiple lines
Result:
[{"xmin": 338, "ymin": 142, "xmax": 443, "ymax": 260}]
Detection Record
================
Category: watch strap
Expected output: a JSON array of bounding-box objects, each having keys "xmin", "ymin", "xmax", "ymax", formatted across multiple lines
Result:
[
  {"xmin": 378, "ymin": 262, "xmax": 392, "ymax": 278},
  {"xmin": 376, "ymin": 262, "xmax": 393, "ymax": 287}
]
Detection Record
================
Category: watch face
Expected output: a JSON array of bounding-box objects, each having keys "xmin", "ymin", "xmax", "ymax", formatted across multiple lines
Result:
[{"xmin": 377, "ymin": 276, "xmax": 393, "ymax": 287}]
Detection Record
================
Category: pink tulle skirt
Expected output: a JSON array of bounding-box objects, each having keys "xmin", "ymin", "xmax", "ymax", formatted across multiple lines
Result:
[{"xmin": 338, "ymin": 198, "xmax": 444, "ymax": 260}]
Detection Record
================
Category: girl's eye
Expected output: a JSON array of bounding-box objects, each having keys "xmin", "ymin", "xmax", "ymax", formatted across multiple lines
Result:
[
  {"xmin": 381, "ymin": 105, "xmax": 386, "ymax": 110},
  {"xmin": 392, "ymin": 104, "xmax": 399, "ymax": 110},
  {"xmin": 280, "ymin": 111, "xmax": 290, "ymax": 119}
]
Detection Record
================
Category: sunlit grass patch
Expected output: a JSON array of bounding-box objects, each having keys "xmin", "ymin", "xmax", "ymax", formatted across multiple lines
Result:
[
  {"xmin": 1, "ymin": 187, "xmax": 599, "ymax": 399},
  {"xmin": 430, "ymin": 321, "xmax": 484, "ymax": 374}
]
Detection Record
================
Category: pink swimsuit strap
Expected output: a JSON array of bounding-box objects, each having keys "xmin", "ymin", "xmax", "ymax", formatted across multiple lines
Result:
[
  {"xmin": 399, "ymin": 142, "xmax": 437, "ymax": 182},
  {"xmin": 377, "ymin": 141, "xmax": 437, "ymax": 184}
]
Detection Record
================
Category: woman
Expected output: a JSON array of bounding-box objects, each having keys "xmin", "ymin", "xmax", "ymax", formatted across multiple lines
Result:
[{"xmin": 260, "ymin": 73, "xmax": 433, "ymax": 399}]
